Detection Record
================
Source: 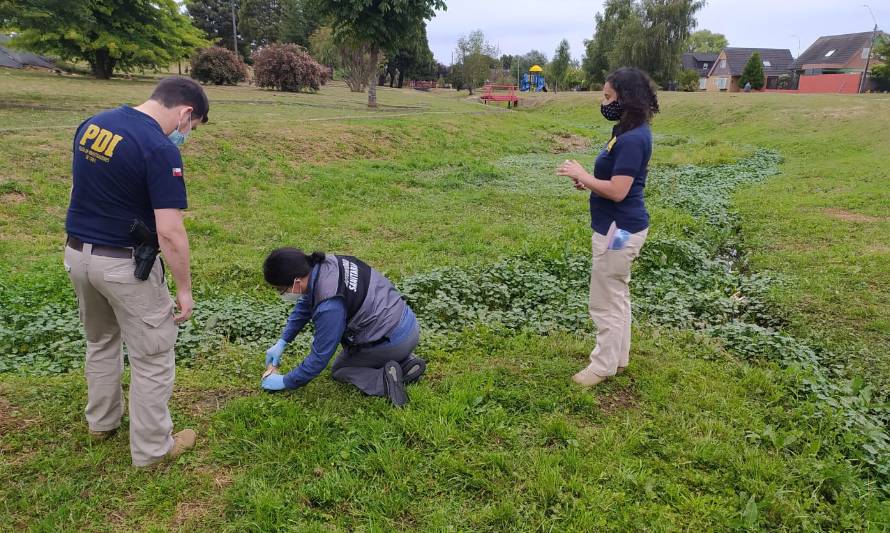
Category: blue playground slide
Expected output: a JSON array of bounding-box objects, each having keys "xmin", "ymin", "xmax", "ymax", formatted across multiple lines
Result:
[{"xmin": 520, "ymin": 73, "xmax": 546, "ymax": 92}]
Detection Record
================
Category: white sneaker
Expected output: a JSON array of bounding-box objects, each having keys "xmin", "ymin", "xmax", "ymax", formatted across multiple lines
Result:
[{"xmin": 572, "ymin": 366, "xmax": 608, "ymax": 387}]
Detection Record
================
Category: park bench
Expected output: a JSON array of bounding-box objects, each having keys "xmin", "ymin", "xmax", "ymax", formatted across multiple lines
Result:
[{"xmin": 480, "ymin": 84, "xmax": 520, "ymax": 108}]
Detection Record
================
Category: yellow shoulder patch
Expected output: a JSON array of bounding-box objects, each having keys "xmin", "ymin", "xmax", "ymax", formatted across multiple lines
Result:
[{"xmin": 606, "ymin": 136, "xmax": 617, "ymax": 152}]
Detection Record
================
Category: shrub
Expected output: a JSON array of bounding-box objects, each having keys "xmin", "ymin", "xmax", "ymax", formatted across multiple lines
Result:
[
  {"xmin": 190, "ymin": 47, "xmax": 248, "ymax": 86},
  {"xmin": 252, "ymin": 43, "xmax": 328, "ymax": 93},
  {"xmin": 678, "ymin": 68, "xmax": 700, "ymax": 92},
  {"xmin": 739, "ymin": 51, "xmax": 765, "ymax": 90}
]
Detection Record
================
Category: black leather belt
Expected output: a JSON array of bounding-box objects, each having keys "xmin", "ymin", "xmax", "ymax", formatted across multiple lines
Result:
[{"xmin": 67, "ymin": 236, "xmax": 133, "ymax": 259}]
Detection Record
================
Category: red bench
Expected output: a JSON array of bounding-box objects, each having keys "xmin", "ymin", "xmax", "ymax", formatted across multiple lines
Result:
[
  {"xmin": 480, "ymin": 84, "xmax": 520, "ymax": 108},
  {"xmin": 411, "ymin": 80, "xmax": 438, "ymax": 91}
]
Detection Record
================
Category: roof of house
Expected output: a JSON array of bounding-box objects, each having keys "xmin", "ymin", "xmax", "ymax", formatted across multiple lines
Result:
[
  {"xmin": 790, "ymin": 31, "xmax": 884, "ymax": 69},
  {"xmin": 719, "ymin": 48, "xmax": 794, "ymax": 76},
  {"xmin": 681, "ymin": 52, "xmax": 718, "ymax": 71}
]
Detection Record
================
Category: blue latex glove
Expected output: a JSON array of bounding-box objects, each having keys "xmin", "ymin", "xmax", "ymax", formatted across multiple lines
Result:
[
  {"xmin": 262, "ymin": 373, "xmax": 286, "ymax": 391},
  {"xmin": 265, "ymin": 339, "xmax": 287, "ymax": 367}
]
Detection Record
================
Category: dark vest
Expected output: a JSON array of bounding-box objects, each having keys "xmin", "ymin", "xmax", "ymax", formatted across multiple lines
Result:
[{"xmin": 311, "ymin": 254, "xmax": 406, "ymax": 347}]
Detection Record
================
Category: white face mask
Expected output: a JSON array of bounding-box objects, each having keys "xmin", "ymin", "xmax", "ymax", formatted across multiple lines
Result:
[
  {"xmin": 279, "ymin": 278, "xmax": 303, "ymax": 303},
  {"xmin": 279, "ymin": 292, "xmax": 301, "ymax": 303}
]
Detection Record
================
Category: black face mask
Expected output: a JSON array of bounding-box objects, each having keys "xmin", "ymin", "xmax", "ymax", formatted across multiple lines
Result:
[{"xmin": 600, "ymin": 100, "xmax": 623, "ymax": 121}]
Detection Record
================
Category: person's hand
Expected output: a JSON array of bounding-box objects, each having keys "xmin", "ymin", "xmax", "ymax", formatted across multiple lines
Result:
[
  {"xmin": 572, "ymin": 177, "xmax": 587, "ymax": 191},
  {"xmin": 261, "ymin": 372, "xmax": 286, "ymax": 391},
  {"xmin": 557, "ymin": 159, "xmax": 588, "ymax": 182},
  {"xmin": 265, "ymin": 339, "xmax": 287, "ymax": 367},
  {"xmin": 173, "ymin": 289, "xmax": 194, "ymax": 324}
]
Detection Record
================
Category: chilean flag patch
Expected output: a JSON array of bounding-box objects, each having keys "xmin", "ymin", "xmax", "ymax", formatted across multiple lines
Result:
[{"xmin": 172, "ymin": 168, "xmax": 183, "ymax": 177}]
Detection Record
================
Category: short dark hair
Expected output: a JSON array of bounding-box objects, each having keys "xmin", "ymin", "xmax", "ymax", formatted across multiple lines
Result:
[
  {"xmin": 150, "ymin": 77, "xmax": 210, "ymax": 123},
  {"xmin": 263, "ymin": 248, "xmax": 327, "ymax": 287},
  {"xmin": 606, "ymin": 67, "xmax": 659, "ymax": 133}
]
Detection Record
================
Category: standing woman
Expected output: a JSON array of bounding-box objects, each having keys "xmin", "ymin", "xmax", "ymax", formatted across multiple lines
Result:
[{"xmin": 557, "ymin": 67, "xmax": 658, "ymax": 387}]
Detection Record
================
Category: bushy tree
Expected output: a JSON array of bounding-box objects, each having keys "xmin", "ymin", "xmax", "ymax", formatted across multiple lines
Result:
[
  {"xmin": 3, "ymin": 0, "xmax": 207, "ymax": 79},
  {"xmin": 739, "ymin": 51, "xmax": 765, "ymax": 90},
  {"xmin": 687, "ymin": 29, "xmax": 728, "ymax": 53},
  {"xmin": 312, "ymin": 0, "xmax": 446, "ymax": 107},
  {"xmin": 191, "ymin": 46, "xmax": 248, "ymax": 85},
  {"xmin": 549, "ymin": 39, "xmax": 572, "ymax": 92},
  {"xmin": 454, "ymin": 29, "xmax": 498, "ymax": 95},
  {"xmin": 582, "ymin": 0, "xmax": 704, "ymax": 86},
  {"xmin": 870, "ymin": 35, "xmax": 890, "ymax": 91},
  {"xmin": 511, "ymin": 50, "xmax": 548, "ymax": 80},
  {"xmin": 252, "ymin": 43, "xmax": 327, "ymax": 92},
  {"xmin": 380, "ymin": 24, "xmax": 435, "ymax": 88},
  {"xmin": 678, "ymin": 68, "xmax": 700, "ymax": 91}
]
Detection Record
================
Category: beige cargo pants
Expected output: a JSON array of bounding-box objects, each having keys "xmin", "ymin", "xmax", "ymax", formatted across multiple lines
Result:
[
  {"xmin": 586, "ymin": 228, "xmax": 648, "ymax": 377},
  {"xmin": 65, "ymin": 243, "xmax": 177, "ymax": 466}
]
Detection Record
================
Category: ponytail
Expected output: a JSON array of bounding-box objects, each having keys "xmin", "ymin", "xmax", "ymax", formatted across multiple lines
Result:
[{"xmin": 263, "ymin": 247, "xmax": 326, "ymax": 286}]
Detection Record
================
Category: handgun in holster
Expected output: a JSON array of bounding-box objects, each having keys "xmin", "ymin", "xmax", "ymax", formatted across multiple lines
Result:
[{"xmin": 128, "ymin": 219, "xmax": 160, "ymax": 281}]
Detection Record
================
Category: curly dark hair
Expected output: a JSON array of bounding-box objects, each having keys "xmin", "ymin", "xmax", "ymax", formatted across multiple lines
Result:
[{"xmin": 606, "ymin": 67, "xmax": 659, "ymax": 133}]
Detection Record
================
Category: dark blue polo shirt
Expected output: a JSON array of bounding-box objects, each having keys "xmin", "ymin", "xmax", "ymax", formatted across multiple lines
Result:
[
  {"xmin": 589, "ymin": 124, "xmax": 651, "ymax": 235},
  {"xmin": 66, "ymin": 106, "xmax": 187, "ymax": 248}
]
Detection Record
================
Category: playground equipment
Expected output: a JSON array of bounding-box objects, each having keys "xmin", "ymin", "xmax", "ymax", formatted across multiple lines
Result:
[
  {"xmin": 480, "ymin": 84, "xmax": 520, "ymax": 108},
  {"xmin": 520, "ymin": 64, "xmax": 547, "ymax": 92}
]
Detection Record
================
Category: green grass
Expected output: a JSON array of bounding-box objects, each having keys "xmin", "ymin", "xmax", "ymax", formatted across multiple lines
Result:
[{"xmin": 1, "ymin": 71, "xmax": 889, "ymax": 530}]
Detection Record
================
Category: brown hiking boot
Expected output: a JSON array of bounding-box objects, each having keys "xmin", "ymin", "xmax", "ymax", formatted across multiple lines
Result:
[
  {"xmin": 165, "ymin": 429, "xmax": 197, "ymax": 461},
  {"xmin": 89, "ymin": 428, "xmax": 118, "ymax": 442}
]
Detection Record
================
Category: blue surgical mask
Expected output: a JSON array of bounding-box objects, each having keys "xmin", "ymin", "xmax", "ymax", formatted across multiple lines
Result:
[{"xmin": 168, "ymin": 112, "xmax": 191, "ymax": 147}]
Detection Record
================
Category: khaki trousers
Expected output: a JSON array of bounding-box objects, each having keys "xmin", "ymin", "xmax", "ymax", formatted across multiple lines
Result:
[
  {"xmin": 586, "ymin": 228, "xmax": 648, "ymax": 376},
  {"xmin": 65, "ymin": 244, "xmax": 177, "ymax": 466}
]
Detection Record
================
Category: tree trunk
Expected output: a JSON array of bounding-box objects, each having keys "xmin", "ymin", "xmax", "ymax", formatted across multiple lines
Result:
[
  {"xmin": 378, "ymin": 73, "xmax": 387, "ymax": 87},
  {"xmin": 397, "ymin": 70, "xmax": 405, "ymax": 88},
  {"xmin": 90, "ymin": 48, "xmax": 116, "ymax": 79},
  {"xmin": 367, "ymin": 48, "xmax": 379, "ymax": 108}
]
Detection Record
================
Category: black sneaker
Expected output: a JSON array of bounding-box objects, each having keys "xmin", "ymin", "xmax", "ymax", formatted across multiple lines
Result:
[
  {"xmin": 383, "ymin": 361, "xmax": 408, "ymax": 407},
  {"xmin": 401, "ymin": 355, "xmax": 427, "ymax": 385}
]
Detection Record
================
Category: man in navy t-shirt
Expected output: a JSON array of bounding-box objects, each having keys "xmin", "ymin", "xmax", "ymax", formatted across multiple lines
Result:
[{"xmin": 64, "ymin": 77, "xmax": 208, "ymax": 467}]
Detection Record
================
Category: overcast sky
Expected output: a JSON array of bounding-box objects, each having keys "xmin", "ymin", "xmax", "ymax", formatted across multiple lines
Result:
[{"xmin": 427, "ymin": 0, "xmax": 887, "ymax": 64}]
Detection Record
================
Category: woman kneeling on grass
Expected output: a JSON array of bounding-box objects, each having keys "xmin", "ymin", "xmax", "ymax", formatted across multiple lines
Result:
[
  {"xmin": 557, "ymin": 67, "xmax": 658, "ymax": 387},
  {"xmin": 260, "ymin": 248, "xmax": 426, "ymax": 407}
]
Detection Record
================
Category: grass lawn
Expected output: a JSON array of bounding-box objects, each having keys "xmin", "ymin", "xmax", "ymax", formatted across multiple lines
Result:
[{"xmin": 1, "ymin": 70, "xmax": 888, "ymax": 530}]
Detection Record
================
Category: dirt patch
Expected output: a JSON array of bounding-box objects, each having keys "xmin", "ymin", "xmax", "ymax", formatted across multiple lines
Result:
[
  {"xmin": 1, "ymin": 192, "xmax": 27, "ymax": 204},
  {"xmin": 597, "ymin": 383, "xmax": 640, "ymax": 416},
  {"xmin": 549, "ymin": 133, "xmax": 591, "ymax": 154},
  {"xmin": 0, "ymin": 395, "xmax": 38, "ymax": 434},
  {"xmin": 171, "ymin": 388, "xmax": 254, "ymax": 417},
  {"xmin": 823, "ymin": 208, "xmax": 887, "ymax": 223}
]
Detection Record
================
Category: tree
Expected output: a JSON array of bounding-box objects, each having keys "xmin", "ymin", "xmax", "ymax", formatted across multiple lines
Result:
[
  {"xmin": 454, "ymin": 30, "xmax": 498, "ymax": 95},
  {"xmin": 312, "ymin": 0, "xmax": 446, "ymax": 108},
  {"xmin": 582, "ymin": 0, "xmax": 635, "ymax": 86},
  {"xmin": 678, "ymin": 68, "xmax": 700, "ymax": 91},
  {"xmin": 871, "ymin": 35, "xmax": 890, "ymax": 91},
  {"xmin": 187, "ymin": 0, "xmax": 249, "ymax": 58},
  {"xmin": 582, "ymin": 0, "xmax": 704, "ymax": 86},
  {"xmin": 739, "ymin": 51, "xmax": 765, "ymax": 90},
  {"xmin": 379, "ymin": 24, "xmax": 435, "ymax": 88},
  {"xmin": 687, "ymin": 29, "xmax": 728, "ymax": 53},
  {"xmin": 279, "ymin": 0, "xmax": 321, "ymax": 48},
  {"xmin": 549, "ymin": 39, "xmax": 571, "ymax": 92},
  {"xmin": 191, "ymin": 46, "xmax": 248, "ymax": 85},
  {"xmin": 4, "ymin": 0, "xmax": 207, "ymax": 79},
  {"xmin": 309, "ymin": 26, "xmax": 338, "ymax": 70},
  {"xmin": 511, "ymin": 49, "xmax": 548, "ymax": 80},
  {"xmin": 252, "ymin": 42, "xmax": 327, "ymax": 92}
]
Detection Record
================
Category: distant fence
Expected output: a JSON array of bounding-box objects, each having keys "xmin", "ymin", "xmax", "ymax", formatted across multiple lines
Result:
[{"xmin": 765, "ymin": 73, "xmax": 863, "ymax": 94}]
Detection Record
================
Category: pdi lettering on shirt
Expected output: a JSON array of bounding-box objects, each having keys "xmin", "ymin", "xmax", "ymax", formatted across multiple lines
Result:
[{"xmin": 79, "ymin": 124, "xmax": 124, "ymax": 159}]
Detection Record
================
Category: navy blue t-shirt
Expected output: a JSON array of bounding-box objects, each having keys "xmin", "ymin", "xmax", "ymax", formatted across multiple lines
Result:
[
  {"xmin": 589, "ymin": 124, "xmax": 651, "ymax": 235},
  {"xmin": 66, "ymin": 106, "xmax": 187, "ymax": 247}
]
